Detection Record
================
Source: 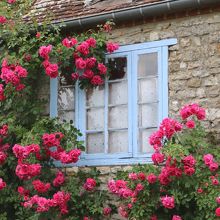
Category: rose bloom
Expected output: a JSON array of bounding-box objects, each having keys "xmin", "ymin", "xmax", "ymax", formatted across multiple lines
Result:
[
  {"xmin": 161, "ymin": 195, "xmax": 175, "ymax": 209},
  {"xmin": 45, "ymin": 63, "xmax": 59, "ymax": 78},
  {"xmin": 98, "ymin": 63, "xmax": 107, "ymax": 74},
  {"xmin": 86, "ymin": 37, "xmax": 96, "ymax": 48},
  {"xmin": 106, "ymin": 42, "xmax": 119, "ymax": 53},
  {"xmin": 85, "ymin": 57, "xmax": 96, "ymax": 68},
  {"xmin": 197, "ymin": 188, "xmax": 203, "ymax": 193},
  {"xmin": 172, "ymin": 215, "xmax": 182, "ymax": 220},
  {"xmin": 39, "ymin": 45, "xmax": 52, "ymax": 59},
  {"xmin": 103, "ymin": 207, "xmax": 112, "ymax": 216},
  {"xmin": 0, "ymin": 178, "xmax": 6, "ymax": 190},
  {"xmin": 182, "ymin": 155, "xmax": 196, "ymax": 167},
  {"xmin": 128, "ymin": 172, "xmax": 138, "ymax": 180},
  {"xmin": 77, "ymin": 42, "xmax": 89, "ymax": 56},
  {"xmin": 0, "ymin": 16, "xmax": 7, "ymax": 24},
  {"xmin": 71, "ymin": 72, "xmax": 79, "ymax": 80},
  {"xmin": 83, "ymin": 178, "xmax": 96, "ymax": 191},
  {"xmin": 185, "ymin": 120, "xmax": 195, "ymax": 129},
  {"xmin": 138, "ymin": 172, "xmax": 146, "ymax": 180},
  {"xmin": 8, "ymin": 0, "xmax": 16, "ymax": 3},
  {"xmin": 147, "ymin": 173, "xmax": 157, "ymax": 184},
  {"xmin": 212, "ymin": 178, "xmax": 219, "ymax": 185},
  {"xmin": 91, "ymin": 75, "xmax": 104, "ymax": 85},
  {"xmin": 203, "ymin": 154, "xmax": 214, "ymax": 166},
  {"xmin": 209, "ymin": 162, "xmax": 219, "ymax": 172},
  {"xmin": 216, "ymin": 207, "xmax": 220, "ymax": 217},
  {"xmin": 216, "ymin": 196, "xmax": 220, "ymax": 204},
  {"xmin": 75, "ymin": 58, "xmax": 86, "ymax": 69},
  {"xmin": 36, "ymin": 32, "xmax": 41, "ymax": 38},
  {"xmin": 152, "ymin": 152, "xmax": 165, "ymax": 165},
  {"xmin": 150, "ymin": 215, "xmax": 158, "ymax": 220},
  {"xmin": 184, "ymin": 166, "xmax": 195, "ymax": 176}
]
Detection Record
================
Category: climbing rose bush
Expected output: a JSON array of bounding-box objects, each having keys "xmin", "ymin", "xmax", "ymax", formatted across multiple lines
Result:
[{"xmin": 110, "ymin": 103, "xmax": 220, "ymax": 220}]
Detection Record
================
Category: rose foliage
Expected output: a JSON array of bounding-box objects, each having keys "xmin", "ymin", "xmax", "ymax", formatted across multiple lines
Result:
[{"xmin": 110, "ymin": 103, "xmax": 220, "ymax": 220}]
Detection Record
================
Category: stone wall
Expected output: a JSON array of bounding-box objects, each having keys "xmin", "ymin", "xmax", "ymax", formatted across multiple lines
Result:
[{"xmin": 108, "ymin": 11, "xmax": 220, "ymax": 144}]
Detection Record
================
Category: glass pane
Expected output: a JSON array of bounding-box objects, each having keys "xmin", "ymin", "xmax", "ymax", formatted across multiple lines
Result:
[
  {"xmin": 138, "ymin": 103, "xmax": 158, "ymax": 128},
  {"xmin": 86, "ymin": 86, "xmax": 104, "ymax": 107},
  {"xmin": 58, "ymin": 86, "xmax": 74, "ymax": 111},
  {"xmin": 87, "ymin": 108, "xmax": 104, "ymax": 130},
  {"xmin": 109, "ymin": 81, "xmax": 128, "ymax": 105},
  {"xmin": 138, "ymin": 129, "xmax": 156, "ymax": 153},
  {"xmin": 138, "ymin": 78, "xmax": 158, "ymax": 103},
  {"xmin": 109, "ymin": 106, "xmax": 128, "ymax": 129},
  {"xmin": 58, "ymin": 110, "xmax": 74, "ymax": 124},
  {"xmin": 108, "ymin": 57, "xmax": 127, "ymax": 80},
  {"xmin": 138, "ymin": 53, "xmax": 158, "ymax": 77},
  {"xmin": 86, "ymin": 133, "xmax": 104, "ymax": 154},
  {"xmin": 109, "ymin": 130, "xmax": 128, "ymax": 153}
]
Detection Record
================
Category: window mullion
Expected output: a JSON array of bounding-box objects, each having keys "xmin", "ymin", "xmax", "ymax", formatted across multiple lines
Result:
[
  {"xmin": 131, "ymin": 52, "xmax": 138, "ymax": 157},
  {"xmin": 104, "ymin": 78, "xmax": 109, "ymax": 154},
  {"xmin": 50, "ymin": 78, "xmax": 58, "ymax": 118}
]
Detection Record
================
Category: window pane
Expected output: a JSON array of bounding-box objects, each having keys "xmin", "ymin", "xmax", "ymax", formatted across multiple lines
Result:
[
  {"xmin": 109, "ymin": 81, "xmax": 128, "ymax": 105},
  {"xmin": 109, "ymin": 106, "xmax": 128, "ymax": 129},
  {"xmin": 86, "ymin": 133, "xmax": 104, "ymax": 154},
  {"xmin": 138, "ymin": 129, "xmax": 156, "ymax": 153},
  {"xmin": 109, "ymin": 130, "xmax": 128, "ymax": 153},
  {"xmin": 108, "ymin": 57, "xmax": 127, "ymax": 80},
  {"xmin": 138, "ymin": 78, "xmax": 158, "ymax": 103},
  {"xmin": 138, "ymin": 103, "xmax": 158, "ymax": 128},
  {"xmin": 58, "ymin": 110, "xmax": 74, "ymax": 124},
  {"xmin": 138, "ymin": 53, "xmax": 158, "ymax": 77},
  {"xmin": 86, "ymin": 86, "xmax": 104, "ymax": 107},
  {"xmin": 58, "ymin": 86, "xmax": 74, "ymax": 111},
  {"xmin": 87, "ymin": 108, "xmax": 104, "ymax": 130}
]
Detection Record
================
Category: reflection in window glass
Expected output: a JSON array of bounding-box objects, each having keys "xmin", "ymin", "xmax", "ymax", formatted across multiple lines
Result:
[
  {"xmin": 86, "ymin": 133, "xmax": 104, "ymax": 154},
  {"xmin": 108, "ymin": 57, "xmax": 127, "ymax": 80},
  {"xmin": 109, "ymin": 130, "xmax": 128, "ymax": 153},
  {"xmin": 138, "ymin": 53, "xmax": 158, "ymax": 77}
]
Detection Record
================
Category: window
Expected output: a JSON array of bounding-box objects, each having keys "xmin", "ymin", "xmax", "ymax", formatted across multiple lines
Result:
[{"xmin": 50, "ymin": 39, "xmax": 177, "ymax": 166}]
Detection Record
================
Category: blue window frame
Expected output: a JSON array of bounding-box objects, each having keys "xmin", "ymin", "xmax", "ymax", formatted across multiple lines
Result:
[{"xmin": 50, "ymin": 39, "xmax": 177, "ymax": 166}]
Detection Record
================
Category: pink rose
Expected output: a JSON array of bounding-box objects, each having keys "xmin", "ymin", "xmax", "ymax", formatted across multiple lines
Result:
[
  {"xmin": 182, "ymin": 155, "xmax": 196, "ymax": 167},
  {"xmin": 83, "ymin": 178, "xmax": 96, "ymax": 191},
  {"xmin": 62, "ymin": 38, "xmax": 77, "ymax": 48},
  {"xmin": 82, "ymin": 69, "xmax": 94, "ymax": 79},
  {"xmin": 184, "ymin": 166, "xmax": 195, "ymax": 176},
  {"xmin": 197, "ymin": 188, "xmax": 203, "ymax": 193},
  {"xmin": 209, "ymin": 162, "xmax": 219, "ymax": 172},
  {"xmin": 216, "ymin": 196, "xmax": 220, "ymax": 204},
  {"xmin": 75, "ymin": 58, "xmax": 86, "ymax": 69},
  {"xmin": 98, "ymin": 63, "xmax": 107, "ymax": 74},
  {"xmin": 0, "ymin": 178, "xmax": 6, "ymax": 190},
  {"xmin": 0, "ymin": 16, "xmax": 7, "ymax": 24},
  {"xmin": 39, "ymin": 45, "xmax": 52, "ymax": 59},
  {"xmin": 172, "ymin": 215, "xmax": 182, "ymax": 220},
  {"xmin": 106, "ymin": 42, "xmax": 119, "ymax": 53},
  {"xmin": 36, "ymin": 32, "xmax": 41, "ymax": 38},
  {"xmin": 71, "ymin": 72, "xmax": 79, "ymax": 80},
  {"xmin": 147, "ymin": 173, "xmax": 157, "ymax": 184},
  {"xmin": 91, "ymin": 75, "xmax": 104, "ymax": 85},
  {"xmin": 161, "ymin": 195, "xmax": 175, "ymax": 209},
  {"xmin": 185, "ymin": 120, "xmax": 195, "ymax": 129},
  {"xmin": 86, "ymin": 37, "xmax": 96, "ymax": 48},
  {"xmin": 152, "ymin": 152, "xmax": 165, "ymax": 165},
  {"xmin": 128, "ymin": 172, "xmax": 138, "ymax": 180},
  {"xmin": 77, "ymin": 42, "xmax": 89, "ymax": 55},
  {"xmin": 203, "ymin": 154, "xmax": 213, "ymax": 166},
  {"xmin": 8, "ymin": 0, "xmax": 16, "ymax": 3},
  {"xmin": 85, "ymin": 57, "xmax": 96, "ymax": 68},
  {"xmin": 45, "ymin": 63, "xmax": 59, "ymax": 78},
  {"xmin": 216, "ymin": 207, "xmax": 220, "ymax": 217},
  {"xmin": 103, "ymin": 207, "xmax": 112, "ymax": 216},
  {"xmin": 53, "ymin": 171, "xmax": 65, "ymax": 187},
  {"xmin": 150, "ymin": 215, "xmax": 158, "ymax": 220}
]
